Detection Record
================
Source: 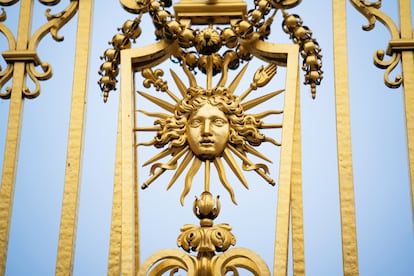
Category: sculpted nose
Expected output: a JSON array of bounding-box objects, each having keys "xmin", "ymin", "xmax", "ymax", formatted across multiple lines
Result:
[{"xmin": 202, "ymin": 119, "xmax": 212, "ymax": 136}]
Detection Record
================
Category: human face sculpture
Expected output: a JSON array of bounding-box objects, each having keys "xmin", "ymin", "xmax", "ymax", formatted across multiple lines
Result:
[{"xmin": 186, "ymin": 103, "xmax": 230, "ymax": 160}]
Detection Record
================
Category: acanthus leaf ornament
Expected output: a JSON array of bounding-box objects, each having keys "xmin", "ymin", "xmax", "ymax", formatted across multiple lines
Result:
[
  {"xmin": 350, "ymin": 0, "xmax": 405, "ymax": 88},
  {"xmin": 138, "ymin": 191, "xmax": 269, "ymax": 275},
  {"xmin": 0, "ymin": 1, "xmax": 79, "ymax": 98},
  {"xmin": 0, "ymin": 7, "xmax": 15, "ymax": 98}
]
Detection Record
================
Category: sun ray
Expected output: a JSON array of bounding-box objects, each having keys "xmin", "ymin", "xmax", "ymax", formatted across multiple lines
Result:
[
  {"xmin": 228, "ymin": 63, "xmax": 249, "ymax": 94},
  {"xmin": 207, "ymin": 55, "xmax": 213, "ymax": 90},
  {"xmin": 264, "ymin": 136, "xmax": 281, "ymax": 146},
  {"xmin": 137, "ymin": 109, "xmax": 170, "ymax": 119},
  {"xmin": 142, "ymin": 148, "xmax": 176, "ymax": 167},
  {"xmin": 137, "ymin": 91, "xmax": 175, "ymax": 113},
  {"xmin": 182, "ymin": 56, "xmax": 197, "ymax": 88},
  {"xmin": 205, "ymin": 160, "xmax": 211, "ymax": 191},
  {"xmin": 170, "ymin": 69, "xmax": 187, "ymax": 98},
  {"xmin": 245, "ymin": 145, "xmax": 273, "ymax": 163},
  {"xmin": 134, "ymin": 126, "xmax": 162, "ymax": 132},
  {"xmin": 228, "ymin": 144, "xmax": 275, "ymax": 185},
  {"xmin": 150, "ymin": 146, "xmax": 189, "ymax": 174},
  {"xmin": 166, "ymin": 151, "xmax": 194, "ymax": 190},
  {"xmin": 254, "ymin": 110, "xmax": 283, "ymax": 119},
  {"xmin": 137, "ymin": 139, "xmax": 157, "ymax": 147},
  {"xmin": 260, "ymin": 123, "xmax": 282, "ymax": 129},
  {"xmin": 141, "ymin": 146, "xmax": 189, "ymax": 189},
  {"xmin": 241, "ymin": 89, "xmax": 284, "ymax": 111},
  {"xmin": 214, "ymin": 157, "xmax": 237, "ymax": 205},
  {"xmin": 180, "ymin": 157, "xmax": 202, "ymax": 205},
  {"xmin": 222, "ymin": 148, "xmax": 249, "ymax": 189},
  {"xmin": 216, "ymin": 52, "xmax": 232, "ymax": 88}
]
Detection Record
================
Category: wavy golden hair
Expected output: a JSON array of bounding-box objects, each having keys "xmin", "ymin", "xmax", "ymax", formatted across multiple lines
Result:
[{"xmin": 149, "ymin": 87, "xmax": 267, "ymax": 152}]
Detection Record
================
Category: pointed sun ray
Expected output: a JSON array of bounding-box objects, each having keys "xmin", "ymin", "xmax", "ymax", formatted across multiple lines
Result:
[
  {"xmin": 182, "ymin": 56, "xmax": 197, "ymax": 88},
  {"xmin": 142, "ymin": 147, "xmax": 175, "ymax": 167},
  {"xmin": 170, "ymin": 69, "xmax": 187, "ymax": 98},
  {"xmin": 228, "ymin": 144, "xmax": 275, "ymax": 186},
  {"xmin": 137, "ymin": 91, "xmax": 175, "ymax": 113},
  {"xmin": 228, "ymin": 63, "xmax": 249, "ymax": 94},
  {"xmin": 216, "ymin": 52, "xmax": 232, "ymax": 88},
  {"xmin": 180, "ymin": 157, "xmax": 202, "ymax": 205},
  {"xmin": 150, "ymin": 146, "xmax": 189, "ymax": 175},
  {"xmin": 137, "ymin": 109, "xmax": 170, "ymax": 119},
  {"xmin": 214, "ymin": 157, "xmax": 237, "ymax": 205},
  {"xmin": 223, "ymin": 148, "xmax": 249, "ymax": 189},
  {"xmin": 141, "ymin": 146, "xmax": 188, "ymax": 189},
  {"xmin": 166, "ymin": 151, "xmax": 194, "ymax": 190},
  {"xmin": 241, "ymin": 89, "xmax": 284, "ymax": 111},
  {"xmin": 245, "ymin": 145, "xmax": 273, "ymax": 163}
]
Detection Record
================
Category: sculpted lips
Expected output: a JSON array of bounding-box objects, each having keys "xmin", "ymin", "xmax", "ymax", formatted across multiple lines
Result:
[{"xmin": 200, "ymin": 139, "xmax": 214, "ymax": 146}]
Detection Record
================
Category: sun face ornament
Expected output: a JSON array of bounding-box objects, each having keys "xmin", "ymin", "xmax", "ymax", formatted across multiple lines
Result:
[{"xmin": 137, "ymin": 55, "xmax": 283, "ymax": 205}]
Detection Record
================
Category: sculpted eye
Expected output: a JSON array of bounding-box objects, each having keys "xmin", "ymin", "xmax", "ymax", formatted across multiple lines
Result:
[
  {"xmin": 214, "ymin": 118, "xmax": 226, "ymax": 126},
  {"xmin": 189, "ymin": 119, "xmax": 201, "ymax": 127}
]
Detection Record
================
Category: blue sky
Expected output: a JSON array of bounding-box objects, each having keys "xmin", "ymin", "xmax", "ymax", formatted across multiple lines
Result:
[{"xmin": 1, "ymin": 1, "xmax": 413, "ymax": 275}]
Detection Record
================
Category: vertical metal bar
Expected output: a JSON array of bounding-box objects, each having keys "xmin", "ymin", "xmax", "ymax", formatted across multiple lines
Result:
[
  {"xmin": 273, "ymin": 45, "xmax": 299, "ymax": 276},
  {"xmin": 0, "ymin": 63, "xmax": 25, "ymax": 276},
  {"xmin": 133, "ymin": 81, "xmax": 140, "ymax": 274},
  {"xmin": 55, "ymin": 1, "xmax": 93, "ymax": 274},
  {"xmin": 399, "ymin": 0, "xmax": 414, "ymax": 221},
  {"xmin": 120, "ymin": 50, "xmax": 136, "ymax": 276},
  {"xmin": 291, "ymin": 67, "xmax": 304, "ymax": 276},
  {"xmin": 332, "ymin": 0, "xmax": 359, "ymax": 275},
  {"xmin": 107, "ymin": 107, "xmax": 122, "ymax": 275},
  {"xmin": 0, "ymin": 1, "xmax": 33, "ymax": 274}
]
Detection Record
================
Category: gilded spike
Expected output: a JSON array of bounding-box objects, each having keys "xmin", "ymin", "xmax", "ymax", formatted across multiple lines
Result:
[
  {"xmin": 214, "ymin": 157, "xmax": 237, "ymax": 205},
  {"xmin": 242, "ymin": 89, "xmax": 284, "ymax": 111},
  {"xmin": 245, "ymin": 145, "xmax": 273, "ymax": 163},
  {"xmin": 228, "ymin": 63, "xmax": 249, "ymax": 95},
  {"xmin": 170, "ymin": 69, "xmax": 187, "ymax": 97},
  {"xmin": 137, "ymin": 91, "xmax": 175, "ymax": 113},
  {"xmin": 167, "ymin": 151, "xmax": 194, "ymax": 190},
  {"xmin": 142, "ymin": 148, "xmax": 174, "ymax": 167},
  {"xmin": 223, "ymin": 148, "xmax": 249, "ymax": 189},
  {"xmin": 181, "ymin": 158, "xmax": 202, "ymax": 206}
]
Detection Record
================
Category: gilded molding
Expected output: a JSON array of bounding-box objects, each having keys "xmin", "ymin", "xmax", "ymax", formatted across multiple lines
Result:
[
  {"xmin": 99, "ymin": 0, "xmax": 322, "ymax": 101},
  {"xmin": 0, "ymin": 0, "xmax": 19, "ymax": 6}
]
